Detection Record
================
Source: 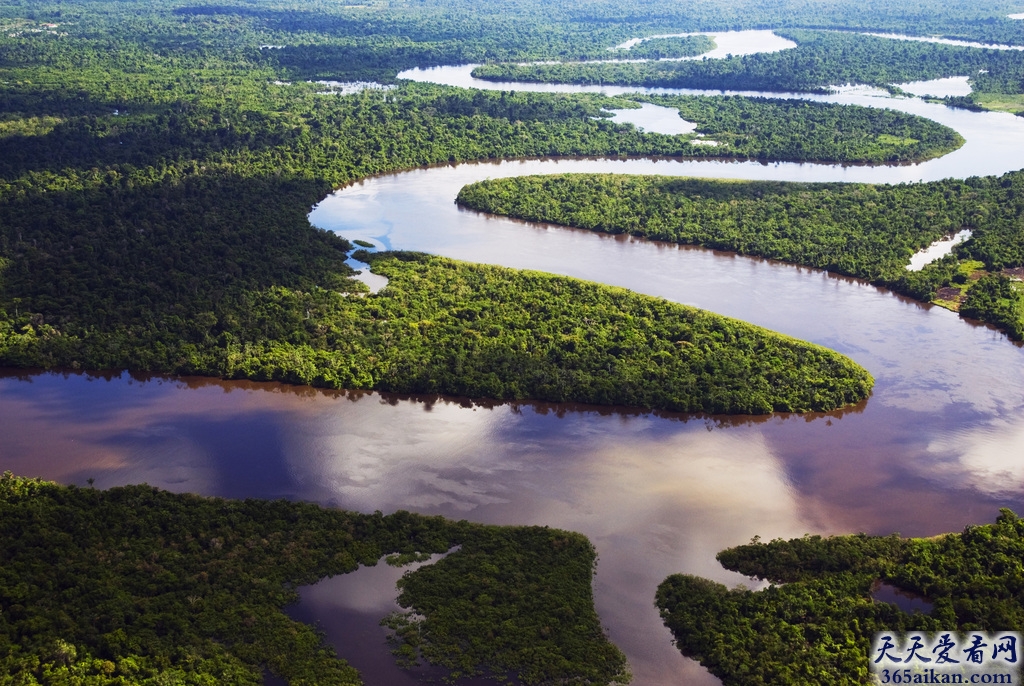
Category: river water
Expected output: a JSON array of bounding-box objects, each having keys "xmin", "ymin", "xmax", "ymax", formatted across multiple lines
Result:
[{"xmin": 4, "ymin": 30, "xmax": 1024, "ymax": 686}]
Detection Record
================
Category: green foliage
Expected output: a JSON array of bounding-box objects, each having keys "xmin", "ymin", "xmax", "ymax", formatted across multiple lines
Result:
[
  {"xmin": 457, "ymin": 174, "xmax": 967, "ymax": 281},
  {"xmin": 0, "ymin": 0, "xmax": 974, "ymax": 410},
  {"xmin": 10, "ymin": 0, "xmax": 1024, "ymax": 88},
  {"xmin": 473, "ymin": 30, "xmax": 1024, "ymax": 97},
  {"xmin": 960, "ymin": 273, "xmax": 1024, "ymax": 339},
  {"xmin": 0, "ymin": 173, "xmax": 355, "ymax": 334},
  {"xmin": 0, "ymin": 250, "xmax": 875, "ymax": 414},
  {"xmin": 0, "ymin": 472, "xmax": 626, "ymax": 685},
  {"xmin": 0, "ymin": 60, "xmax": 883, "ymax": 412},
  {"xmin": 0, "ymin": 18, "xmax": 891, "ymax": 416},
  {"xmin": 635, "ymin": 94, "xmax": 963, "ymax": 163},
  {"xmin": 656, "ymin": 510, "xmax": 1024, "ymax": 686},
  {"xmin": 457, "ymin": 172, "xmax": 1024, "ymax": 339},
  {"xmin": 356, "ymin": 252, "xmax": 874, "ymax": 413},
  {"xmin": 3, "ymin": 0, "xmax": 1024, "ymax": 682},
  {"xmin": 385, "ymin": 527, "xmax": 630, "ymax": 684},
  {"xmin": 0, "ymin": 75, "xmax": 961, "ymax": 332}
]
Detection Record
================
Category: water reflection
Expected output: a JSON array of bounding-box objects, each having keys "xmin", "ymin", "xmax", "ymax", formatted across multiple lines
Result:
[
  {"xmin": 346, "ymin": 256, "xmax": 390, "ymax": 293},
  {"xmin": 863, "ymin": 32, "xmax": 1024, "ymax": 51},
  {"xmin": 4, "ymin": 370, "xmax": 1024, "ymax": 683},
  {"xmin": 609, "ymin": 29, "xmax": 797, "ymax": 59},
  {"xmin": 604, "ymin": 102, "xmax": 698, "ymax": 135},
  {"xmin": 921, "ymin": 417, "xmax": 1024, "ymax": 497},
  {"xmin": 0, "ymin": 374, "xmax": 802, "ymax": 684},
  {"xmin": 285, "ymin": 552, "xmax": 492, "ymax": 686},
  {"xmin": 897, "ymin": 76, "xmax": 973, "ymax": 98},
  {"xmin": 906, "ymin": 229, "xmax": 973, "ymax": 271},
  {"xmin": 872, "ymin": 582, "xmax": 934, "ymax": 615},
  {"xmin": 290, "ymin": 107, "xmax": 1024, "ymax": 682},
  {"xmin": 313, "ymin": 80, "xmax": 396, "ymax": 95}
]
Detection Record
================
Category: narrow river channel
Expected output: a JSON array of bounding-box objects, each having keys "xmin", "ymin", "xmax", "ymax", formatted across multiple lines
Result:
[{"xmin": 3, "ymin": 30, "xmax": 1024, "ymax": 686}]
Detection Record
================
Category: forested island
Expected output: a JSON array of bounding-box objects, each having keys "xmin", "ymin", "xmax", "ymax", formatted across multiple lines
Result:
[
  {"xmin": 657, "ymin": 509, "xmax": 1024, "ymax": 685},
  {"xmin": 630, "ymin": 93, "xmax": 963, "ymax": 163},
  {"xmin": 0, "ymin": 245, "xmax": 875, "ymax": 414},
  {"xmin": 457, "ymin": 173, "xmax": 1024, "ymax": 339}
]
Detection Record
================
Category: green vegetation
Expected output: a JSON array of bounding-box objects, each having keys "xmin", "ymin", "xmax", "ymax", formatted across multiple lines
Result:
[
  {"xmin": 973, "ymin": 92, "xmax": 1024, "ymax": 114},
  {"xmin": 472, "ymin": 30, "xmax": 1024, "ymax": 98},
  {"xmin": 609, "ymin": 34, "xmax": 715, "ymax": 60},
  {"xmin": 5, "ymin": 0, "xmax": 1024, "ymax": 683},
  {"xmin": 961, "ymin": 273, "xmax": 1024, "ymax": 339},
  {"xmin": 0, "ymin": 472, "xmax": 626, "ymax": 685},
  {"xmin": 456, "ymin": 173, "xmax": 1024, "ymax": 339},
  {"xmin": 0, "ymin": 23, "xmax": 967, "ymax": 389},
  {"xmin": 0, "ymin": 248, "xmax": 875, "ymax": 414},
  {"xmin": 0, "ymin": 0, "xmax": 921, "ymax": 414},
  {"xmin": 457, "ymin": 174, "xmax": 969, "ymax": 282},
  {"xmin": 357, "ymin": 252, "xmax": 873, "ymax": 413},
  {"xmin": 383, "ymin": 527, "xmax": 629, "ymax": 684},
  {"xmin": 633, "ymin": 94, "xmax": 963, "ymax": 163},
  {"xmin": 656, "ymin": 509, "xmax": 1024, "ymax": 686},
  {"xmin": 929, "ymin": 259, "xmax": 986, "ymax": 310},
  {"xmin": 8, "ymin": 0, "xmax": 1024, "ymax": 88}
]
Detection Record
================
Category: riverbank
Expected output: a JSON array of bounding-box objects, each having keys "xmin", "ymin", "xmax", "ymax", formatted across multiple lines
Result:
[
  {"xmin": 0, "ymin": 250, "xmax": 874, "ymax": 414},
  {"xmin": 455, "ymin": 173, "xmax": 1024, "ymax": 340}
]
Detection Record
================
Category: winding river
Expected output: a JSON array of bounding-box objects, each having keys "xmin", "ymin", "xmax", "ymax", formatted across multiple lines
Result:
[{"xmin": 4, "ymin": 30, "xmax": 1024, "ymax": 686}]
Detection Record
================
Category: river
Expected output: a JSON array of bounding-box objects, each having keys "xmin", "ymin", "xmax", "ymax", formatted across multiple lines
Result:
[{"xmin": 4, "ymin": 30, "xmax": 1024, "ymax": 686}]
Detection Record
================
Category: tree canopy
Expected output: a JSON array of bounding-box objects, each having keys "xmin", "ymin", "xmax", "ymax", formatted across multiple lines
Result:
[
  {"xmin": 0, "ymin": 472, "xmax": 628, "ymax": 685},
  {"xmin": 657, "ymin": 509, "xmax": 1024, "ymax": 685},
  {"xmin": 457, "ymin": 172, "xmax": 1024, "ymax": 339}
]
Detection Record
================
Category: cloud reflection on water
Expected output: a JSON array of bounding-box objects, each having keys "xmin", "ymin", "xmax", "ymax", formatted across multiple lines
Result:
[
  {"xmin": 923, "ymin": 417, "xmax": 1024, "ymax": 497},
  {"xmin": 4, "ymin": 370, "xmax": 1024, "ymax": 684},
  {"xmin": 275, "ymin": 397, "xmax": 825, "ymax": 685}
]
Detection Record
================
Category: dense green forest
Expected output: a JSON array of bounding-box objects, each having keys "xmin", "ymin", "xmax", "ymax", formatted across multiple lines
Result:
[
  {"xmin": 0, "ymin": 248, "xmax": 874, "ymax": 413},
  {"xmin": 4, "ymin": 0, "xmax": 1024, "ymax": 684},
  {"xmin": 6, "ymin": 1, "xmax": 1024, "ymax": 95},
  {"xmin": 8, "ymin": 0, "xmax": 1024, "ymax": 85},
  {"xmin": 633, "ymin": 93, "xmax": 963, "ymax": 162},
  {"xmin": 0, "ymin": 15, "xmax": 966, "ymax": 398},
  {"xmin": 1, "ymin": 0, "xmax": 953, "ymax": 413},
  {"xmin": 457, "ymin": 173, "xmax": 1024, "ymax": 339},
  {"xmin": 473, "ymin": 29, "xmax": 1024, "ymax": 99},
  {"xmin": 0, "ymin": 472, "xmax": 627, "ymax": 685},
  {"xmin": 657, "ymin": 509, "xmax": 1024, "ymax": 685},
  {"xmin": 383, "ymin": 527, "xmax": 629, "ymax": 684}
]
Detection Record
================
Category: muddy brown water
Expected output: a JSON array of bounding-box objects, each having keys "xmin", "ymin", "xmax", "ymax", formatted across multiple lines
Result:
[{"xmin": 5, "ymin": 30, "xmax": 1024, "ymax": 686}]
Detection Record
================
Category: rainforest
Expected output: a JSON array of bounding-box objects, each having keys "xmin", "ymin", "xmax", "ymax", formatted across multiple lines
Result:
[
  {"xmin": 4, "ymin": 0, "xmax": 1024, "ymax": 684},
  {"xmin": 657, "ymin": 509, "xmax": 1024, "ymax": 685},
  {"xmin": 456, "ymin": 172, "xmax": 1024, "ymax": 339}
]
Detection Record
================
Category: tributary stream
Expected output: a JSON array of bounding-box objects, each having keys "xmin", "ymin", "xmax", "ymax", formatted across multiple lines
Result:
[{"xmin": 4, "ymin": 30, "xmax": 1024, "ymax": 686}]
